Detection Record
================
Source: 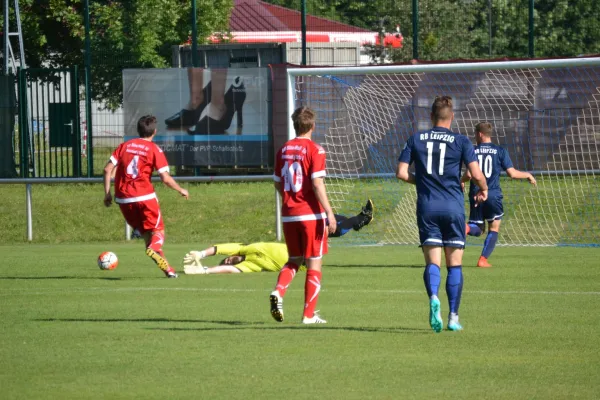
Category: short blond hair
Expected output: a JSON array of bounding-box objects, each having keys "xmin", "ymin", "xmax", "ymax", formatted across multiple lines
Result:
[
  {"xmin": 431, "ymin": 96, "xmax": 453, "ymax": 122},
  {"xmin": 291, "ymin": 106, "xmax": 316, "ymax": 135},
  {"xmin": 475, "ymin": 121, "xmax": 493, "ymax": 137}
]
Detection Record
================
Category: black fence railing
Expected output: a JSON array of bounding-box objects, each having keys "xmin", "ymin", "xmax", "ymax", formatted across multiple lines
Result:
[{"xmin": 2, "ymin": 0, "xmax": 599, "ymax": 178}]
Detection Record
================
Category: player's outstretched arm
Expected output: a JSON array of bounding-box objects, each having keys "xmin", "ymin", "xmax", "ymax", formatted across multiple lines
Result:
[
  {"xmin": 103, "ymin": 161, "xmax": 115, "ymax": 207},
  {"xmin": 159, "ymin": 172, "xmax": 189, "ymax": 199},
  {"xmin": 467, "ymin": 160, "xmax": 488, "ymax": 204},
  {"xmin": 506, "ymin": 167, "xmax": 537, "ymax": 186},
  {"xmin": 184, "ymin": 245, "xmax": 218, "ymax": 264},
  {"xmin": 312, "ymin": 177, "xmax": 336, "ymax": 234},
  {"xmin": 396, "ymin": 162, "xmax": 416, "ymax": 184},
  {"xmin": 183, "ymin": 243, "xmax": 248, "ymax": 266}
]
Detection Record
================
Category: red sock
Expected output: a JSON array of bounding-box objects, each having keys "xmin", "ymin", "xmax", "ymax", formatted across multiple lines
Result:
[
  {"xmin": 275, "ymin": 263, "xmax": 299, "ymax": 297},
  {"xmin": 148, "ymin": 231, "xmax": 165, "ymax": 254},
  {"xmin": 303, "ymin": 270, "xmax": 322, "ymax": 318}
]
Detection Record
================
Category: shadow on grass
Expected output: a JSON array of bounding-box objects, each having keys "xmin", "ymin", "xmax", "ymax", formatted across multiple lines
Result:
[
  {"xmin": 35, "ymin": 318, "xmax": 263, "ymax": 326},
  {"xmin": 0, "ymin": 276, "xmax": 123, "ymax": 281},
  {"xmin": 36, "ymin": 317, "xmax": 429, "ymax": 334},
  {"xmin": 146, "ymin": 325, "xmax": 430, "ymax": 334},
  {"xmin": 328, "ymin": 264, "xmax": 423, "ymax": 269}
]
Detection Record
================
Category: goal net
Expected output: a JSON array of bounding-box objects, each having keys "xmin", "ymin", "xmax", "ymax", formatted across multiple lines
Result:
[{"xmin": 286, "ymin": 58, "xmax": 600, "ymax": 247}]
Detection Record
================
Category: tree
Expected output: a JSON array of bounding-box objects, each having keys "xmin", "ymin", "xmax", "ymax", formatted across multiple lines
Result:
[
  {"xmin": 264, "ymin": 0, "xmax": 477, "ymax": 62},
  {"xmin": 264, "ymin": 0, "xmax": 600, "ymax": 62},
  {"xmin": 1, "ymin": 0, "xmax": 233, "ymax": 109},
  {"xmin": 468, "ymin": 0, "xmax": 600, "ymax": 59},
  {"xmin": 534, "ymin": 0, "xmax": 600, "ymax": 57}
]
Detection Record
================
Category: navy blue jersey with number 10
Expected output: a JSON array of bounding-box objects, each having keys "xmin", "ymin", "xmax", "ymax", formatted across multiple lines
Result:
[
  {"xmin": 468, "ymin": 142, "xmax": 514, "ymax": 198},
  {"xmin": 399, "ymin": 127, "xmax": 477, "ymax": 214}
]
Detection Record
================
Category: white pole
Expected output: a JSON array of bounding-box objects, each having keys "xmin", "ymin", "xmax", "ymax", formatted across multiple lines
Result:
[
  {"xmin": 286, "ymin": 71, "xmax": 296, "ymax": 140},
  {"xmin": 26, "ymin": 183, "xmax": 32, "ymax": 241},
  {"xmin": 275, "ymin": 189, "xmax": 282, "ymax": 241},
  {"xmin": 125, "ymin": 223, "xmax": 131, "ymax": 241}
]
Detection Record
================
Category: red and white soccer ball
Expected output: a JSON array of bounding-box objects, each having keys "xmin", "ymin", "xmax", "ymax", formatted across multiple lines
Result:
[{"xmin": 97, "ymin": 251, "xmax": 118, "ymax": 270}]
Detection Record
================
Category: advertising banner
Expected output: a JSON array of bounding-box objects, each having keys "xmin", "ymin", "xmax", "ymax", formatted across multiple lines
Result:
[{"xmin": 123, "ymin": 68, "xmax": 270, "ymax": 167}]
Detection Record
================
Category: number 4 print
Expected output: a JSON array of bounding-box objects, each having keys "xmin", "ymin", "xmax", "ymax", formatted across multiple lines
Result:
[{"xmin": 126, "ymin": 155, "xmax": 139, "ymax": 179}]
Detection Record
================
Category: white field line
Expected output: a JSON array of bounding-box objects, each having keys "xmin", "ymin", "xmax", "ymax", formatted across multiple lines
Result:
[{"xmin": 0, "ymin": 287, "xmax": 599, "ymax": 296}]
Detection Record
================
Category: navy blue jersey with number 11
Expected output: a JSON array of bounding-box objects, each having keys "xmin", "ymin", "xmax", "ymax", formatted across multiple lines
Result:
[{"xmin": 399, "ymin": 127, "xmax": 477, "ymax": 214}]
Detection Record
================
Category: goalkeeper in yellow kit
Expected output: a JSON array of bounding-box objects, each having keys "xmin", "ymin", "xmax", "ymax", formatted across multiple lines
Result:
[
  {"xmin": 183, "ymin": 200, "xmax": 374, "ymax": 275},
  {"xmin": 183, "ymin": 242, "xmax": 289, "ymax": 274}
]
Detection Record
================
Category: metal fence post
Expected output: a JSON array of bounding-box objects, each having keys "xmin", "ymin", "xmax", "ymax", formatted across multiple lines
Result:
[
  {"xmin": 72, "ymin": 65, "xmax": 82, "ymax": 177},
  {"xmin": 301, "ymin": 0, "xmax": 307, "ymax": 65},
  {"xmin": 84, "ymin": 0, "xmax": 93, "ymax": 177},
  {"xmin": 488, "ymin": 0, "xmax": 492, "ymax": 57},
  {"xmin": 275, "ymin": 189, "xmax": 282, "ymax": 241},
  {"xmin": 412, "ymin": 0, "xmax": 419, "ymax": 60},
  {"xmin": 191, "ymin": 0, "xmax": 201, "ymax": 177},
  {"xmin": 528, "ymin": 0, "xmax": 535, "ymax": 58},
  {"xmin": 17, "ymin": 67, "xmax": 29, "ymax": 178},
  {"xmin": 3, "ymin": 0, "xmax": 8, "ymax": 74},
  {"xmin": 26, "ymin": 183, "xmax": 32, "ymax": 241},
  {"xmin": 191, "ymin": 0, "xmax": 199, "ymax": 67}
]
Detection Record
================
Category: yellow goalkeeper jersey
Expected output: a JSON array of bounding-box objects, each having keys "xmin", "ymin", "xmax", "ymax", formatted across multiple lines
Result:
[{"xmin": 214, "ymin": 242, "xmax": 288, "ymax": 272}]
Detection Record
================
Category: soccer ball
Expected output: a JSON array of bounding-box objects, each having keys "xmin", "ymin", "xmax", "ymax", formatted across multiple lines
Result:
[{"xmin": 97, "ymin": 251, "xmax": 118, "ymax": 270}]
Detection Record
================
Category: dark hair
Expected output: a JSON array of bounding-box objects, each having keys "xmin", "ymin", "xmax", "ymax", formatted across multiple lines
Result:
[
  {"xmin": 475, "ymin": 121, "xmax": 493, "ymax": 137},
  {"xmin": 431, "ymin": 96, "xmax": 453, "ymax": 122},
  {"xmin": 291, "ymin": 106, "xmax": 316, "ymax": 135},
  {"xmin": 137, "ymin": 115, "xmax": 157, "ymax": 138}
]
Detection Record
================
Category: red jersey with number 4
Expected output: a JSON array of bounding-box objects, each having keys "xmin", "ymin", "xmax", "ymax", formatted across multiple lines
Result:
[
  {"xmin": 274, "ymin": 137, "xmax": 327, "ymax": 220},
  {"xmin": 110, "ymin": 138, "xmax": 169, "ymax": 203}
]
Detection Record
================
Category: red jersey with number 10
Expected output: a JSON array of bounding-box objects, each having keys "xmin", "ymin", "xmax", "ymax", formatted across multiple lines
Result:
[
  {"xmin": 109, "ymin": 138, "xmax": 169, "ymax": 203},
  {"xmin": 274, "ymin": 137, "xmax": 327, "ymax": 220}
]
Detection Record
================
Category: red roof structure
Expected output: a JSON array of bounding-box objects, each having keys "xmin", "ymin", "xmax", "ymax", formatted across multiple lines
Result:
[{"xmin": 210, "ymin": 0, "xmax": 402, "ymax": 48}]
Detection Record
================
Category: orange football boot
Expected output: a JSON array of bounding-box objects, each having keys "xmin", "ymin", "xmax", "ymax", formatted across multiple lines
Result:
[{"xmin": 477, "ymin": 256, "xmax": 492, "ymax": 268}]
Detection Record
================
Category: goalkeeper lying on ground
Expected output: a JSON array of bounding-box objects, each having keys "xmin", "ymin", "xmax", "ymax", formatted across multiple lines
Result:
[{"xmin": 183, "ymin": 199, "xmax": 374, "ymax": 274}]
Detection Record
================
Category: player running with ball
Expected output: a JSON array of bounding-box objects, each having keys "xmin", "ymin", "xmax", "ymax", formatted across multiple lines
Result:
[
  {"xmin": 396, "ymin": 96, "xmax": 488, "ymax": 332},
  {"xmin": 103, "ymin": 115, "xmax": 189, "ymax": 278},
  {"xmin": 270, "ymin": 106, "xmax": 337, "ymax": 324},
  {"xmin": 463, "ymin": 122, "xmax": 537, "ymax": 267}
]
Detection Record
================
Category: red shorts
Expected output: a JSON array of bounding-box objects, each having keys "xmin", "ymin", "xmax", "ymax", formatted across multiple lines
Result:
[
  {"xmin": 283, "ymin": 219, "xmax": 328, "ymax": 259},
  {"xmin": 118, "ymin": 198, "xmax": 164, "ymax": 233}
]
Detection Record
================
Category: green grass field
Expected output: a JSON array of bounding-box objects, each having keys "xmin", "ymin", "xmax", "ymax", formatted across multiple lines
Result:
[{"xmin": 2, "ymin": 243, "xmax": 599, "ymax": 399}]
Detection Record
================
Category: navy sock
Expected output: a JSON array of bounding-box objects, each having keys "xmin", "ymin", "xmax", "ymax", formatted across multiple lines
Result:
[
  {"xmin": 446, "ymin": 266, "xmax": 463, "ymax": 314},
  {"xmin": 423, "ymin": 264, "xmax": 441, "ymax": 298},
  {"xmin": 467, "ymin": 224, "xmax": 482, "ymax": 237},
  {"xmin": 482, "ymin": 231, "xmax": 499, "ymax": 258}
]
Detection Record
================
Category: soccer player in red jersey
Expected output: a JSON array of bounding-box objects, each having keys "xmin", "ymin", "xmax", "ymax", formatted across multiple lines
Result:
[
  {"xmin": 270, "ymin": 106, "xmax": 337, "ymax": 324},
  {"xmin": 103, "ymin": 115, "xmax": 189, "ymax": 278}
]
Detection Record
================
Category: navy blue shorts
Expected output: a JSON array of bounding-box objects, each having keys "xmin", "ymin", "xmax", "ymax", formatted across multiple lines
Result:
[
  {"xmin": 469, "ymin": 193, "xmax": 504, "ymax": 224},
  {"xmin": 417, "ymin": 211, "xmax": 466, "ymax": 248}
]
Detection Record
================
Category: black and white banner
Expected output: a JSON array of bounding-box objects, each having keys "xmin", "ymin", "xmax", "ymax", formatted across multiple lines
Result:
[{"xmin": 123, "ymin": 68, "xmax": 270, "ymax": 167}]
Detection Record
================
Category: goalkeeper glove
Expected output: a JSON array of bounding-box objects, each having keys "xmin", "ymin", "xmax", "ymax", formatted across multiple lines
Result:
[{"xmin": 183, "ymin": 251, "xmax": 205, "ymax": 266}]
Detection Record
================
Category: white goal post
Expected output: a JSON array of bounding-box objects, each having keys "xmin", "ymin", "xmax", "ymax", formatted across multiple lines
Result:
[{"xmin": 286, "ymin": 57, "xmax": 600, "ymax": 247}]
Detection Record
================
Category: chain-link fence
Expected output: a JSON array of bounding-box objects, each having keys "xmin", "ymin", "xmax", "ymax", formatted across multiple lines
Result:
[
  {"xmin": 2, "ymin": 0, "xmax": 600, "ymax": 178},
  {"xmin": 271, "ymin": 0, "xmax": 600, "ymax": 62}
]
